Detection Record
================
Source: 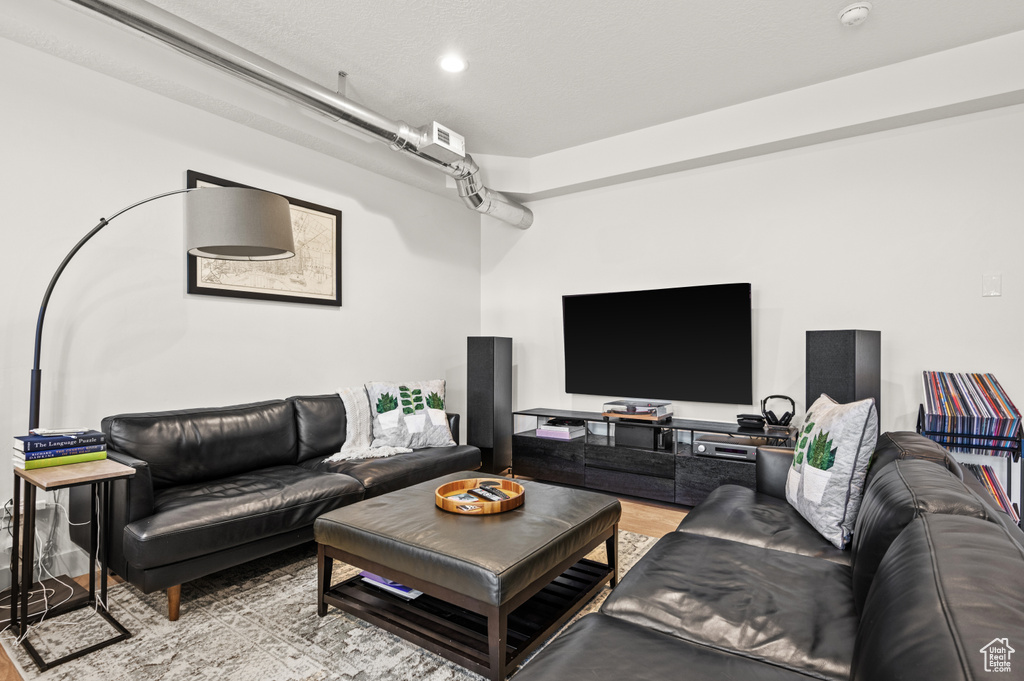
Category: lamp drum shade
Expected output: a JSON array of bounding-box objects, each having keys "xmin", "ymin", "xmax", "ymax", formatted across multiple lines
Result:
[{"xmin": 185, "ymin": 186, "xmax": 295, "ymax": 260}]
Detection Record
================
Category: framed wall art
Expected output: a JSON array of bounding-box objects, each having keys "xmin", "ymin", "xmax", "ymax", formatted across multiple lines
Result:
[{"xmin": 186, "ymin": 170, "xmax": 342, "ymax": 306}]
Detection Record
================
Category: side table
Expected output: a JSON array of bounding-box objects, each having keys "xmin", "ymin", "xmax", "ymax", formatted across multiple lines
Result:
[{"xmin": 9, "ymin": 459, "xmax": 135, "ymax": 671}]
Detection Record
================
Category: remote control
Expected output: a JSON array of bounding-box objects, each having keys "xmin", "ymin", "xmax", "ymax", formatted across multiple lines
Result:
[
  {"xmin": 29, "ymin": 427, "xmax": 90, "ymax": 435},
  {"xmin": 470, "ymin": 487, "xmax": 509, "ymax": 502},
  {"xmin": 470, "ymin": 487, "xmax": 509, "ymax": 501}
]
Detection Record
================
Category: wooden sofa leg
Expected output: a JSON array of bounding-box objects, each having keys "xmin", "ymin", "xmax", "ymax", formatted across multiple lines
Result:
[{"xmin": 167, "ymin": 584, "xmax": 181, "ymax": 621}]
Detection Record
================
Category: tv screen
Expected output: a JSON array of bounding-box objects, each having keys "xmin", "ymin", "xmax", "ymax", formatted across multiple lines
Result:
[{"xmin": 562, "ymin": 283, "xmax": 752, "ymax": 404}]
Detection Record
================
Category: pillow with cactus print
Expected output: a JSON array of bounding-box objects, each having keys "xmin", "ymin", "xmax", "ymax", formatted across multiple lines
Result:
[
  {"xmin": 785, "ymin": 394, "xmax": 879, "ymax": 549},
  {"xmin": 365, "ymin": 380, "xmax": 456, "ymax": 449}
]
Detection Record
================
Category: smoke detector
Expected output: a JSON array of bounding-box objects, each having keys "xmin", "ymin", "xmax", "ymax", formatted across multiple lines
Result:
[{"xmin": 839, "ymin": 2, "xmax": 872, "ymax": 27}]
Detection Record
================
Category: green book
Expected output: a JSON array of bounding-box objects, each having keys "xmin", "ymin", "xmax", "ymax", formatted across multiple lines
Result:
[{"xmin": 13, "ymin": 449, "xmax": 107, "ymax": 470}]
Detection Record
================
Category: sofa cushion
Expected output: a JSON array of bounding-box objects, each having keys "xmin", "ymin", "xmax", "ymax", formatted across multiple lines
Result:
[
  {"xmin": 676, "ymin": 484, "xmax": 851, "ymax": 565},
  {"xmin": 123, "ymin": 465, "xmax": 364, "ymax": 569},
  {"xmin": 289, "ymin": 394, "xmax": 346, "ymax": 463},
  {"xmin": 365, "ymin": 380, "xmax": 456, "ymax": 449},
  {"xmin": 103, "ymin": 400, "xmax": 298, "ymax": 489},
  {"xmin": 600, "ymin": 531, "xmax": 857, "ymax": 681},
  {"xmin": 305, "ymin": 445, "xmax": 481, "ymax": 497},
  {"xmin": 786, "ymin": 395, "xmax": 878, "ymax": 549},
  {"xmin": 865, "ymin": 431, "xmax": 961, "ymax": 486},
  {"xmin": 850, "ymin": 459, "xmax": 998, "ymax": 614},
  {"xmin": 515, "ymin": 614, "xmax": 816, "ymax": 681},
  {"xmin": 853, "ymin": 514, "xmax": 1024, "ymax": 680}
]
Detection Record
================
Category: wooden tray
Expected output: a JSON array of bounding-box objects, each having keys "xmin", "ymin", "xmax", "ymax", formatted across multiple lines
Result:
[{"xmin": 435, "ymin": 478, "xmax": 525, "ymax": 514}]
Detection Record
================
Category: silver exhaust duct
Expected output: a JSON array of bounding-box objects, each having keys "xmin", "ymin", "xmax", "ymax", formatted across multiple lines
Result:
[{"xmin": 65, "ymin": 0, "xmax": 534, "ymax": 229}]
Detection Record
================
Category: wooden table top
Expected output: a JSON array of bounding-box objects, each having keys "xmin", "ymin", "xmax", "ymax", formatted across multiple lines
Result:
[{"xmin": 15, "ymin": 458, "xmax": 135, "ymax": 490}]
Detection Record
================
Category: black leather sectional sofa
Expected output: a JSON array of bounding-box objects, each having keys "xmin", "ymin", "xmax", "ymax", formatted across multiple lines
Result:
[
  {"xmin": 70, "ymin": 394, "xmax": 480, "ymax": 619},
  {"xmin": 516, "ymin": 432, "xmax": 1024, "ymax": 681}
]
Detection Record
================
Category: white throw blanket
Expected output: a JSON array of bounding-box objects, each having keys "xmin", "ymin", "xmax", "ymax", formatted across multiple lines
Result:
[{"xmin": 324, "ymin": 386, "xmax": 412, "ymax": 462}]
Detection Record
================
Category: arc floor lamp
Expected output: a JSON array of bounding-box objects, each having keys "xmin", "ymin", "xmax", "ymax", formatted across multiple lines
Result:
[{"xmin": 28, "ymin": 185, "xmax": 295, "ymax": 430}]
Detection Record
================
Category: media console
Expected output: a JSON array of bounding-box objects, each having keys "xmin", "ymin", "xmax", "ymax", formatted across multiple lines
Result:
[{"xmin": 512, "ymin": 408, "xmax": 794, "ymax": 506}]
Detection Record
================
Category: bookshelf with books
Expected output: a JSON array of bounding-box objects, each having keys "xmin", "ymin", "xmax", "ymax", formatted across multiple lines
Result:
[{"xmin": 917, "ymin": 371, "xmax": 1021, "ymax": 523}]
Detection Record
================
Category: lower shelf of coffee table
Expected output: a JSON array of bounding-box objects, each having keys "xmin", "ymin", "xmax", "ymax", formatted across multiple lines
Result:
[{"xmin": 324, "ymin": 558, "xmax": 610, "ymax": 675}]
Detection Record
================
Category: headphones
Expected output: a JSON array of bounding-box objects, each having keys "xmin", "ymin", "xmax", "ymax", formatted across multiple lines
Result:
[{"xmin": 761, "ymin": 395, "xmax": 796, "ymax": 427}]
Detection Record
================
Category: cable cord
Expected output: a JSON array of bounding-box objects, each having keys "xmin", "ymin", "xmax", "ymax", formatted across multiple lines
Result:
[
  {"xmin": 3, "ymin": 526, "xmax": 76, "ymax": 645},
  {"xmin": 0, "ymin": 494, "xmax": 104, "ymax": 646}
]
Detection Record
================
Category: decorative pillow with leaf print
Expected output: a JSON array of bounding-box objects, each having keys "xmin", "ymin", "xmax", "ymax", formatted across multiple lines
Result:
[
  {"xmin": 364, "ymin": 379, "xmax": 456, "ymax": 449},
  {"xmin": 785, "ymin": 394, "xmax": 879, "ymax": 549}
]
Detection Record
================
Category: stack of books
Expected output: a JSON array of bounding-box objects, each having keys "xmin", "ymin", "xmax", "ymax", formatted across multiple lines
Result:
[
  {"xmin": 536, "ymin": 418, "xmax": 587, "ymax": 440},
  {"xmin": 13, "ymin": 428, "xmax": 107, "ymax": 470}
]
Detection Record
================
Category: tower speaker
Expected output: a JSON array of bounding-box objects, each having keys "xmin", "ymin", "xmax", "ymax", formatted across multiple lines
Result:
[
  {"xmin": 468, "ymin": 336, "xmax": 512, "ymax": 474},
  {"xmin": 806, "ymin": 330, "xmax": 881, "ymax": 413}
]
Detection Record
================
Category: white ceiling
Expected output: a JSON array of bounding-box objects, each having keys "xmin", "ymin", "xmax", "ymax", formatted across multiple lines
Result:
[
  {"xmin": 5, "ymin": 0, "xmax": 1024, "ymax": 205},
  {"xmin": 140, "ymin": 0, "xmax": 1024, "ymax": 158}
]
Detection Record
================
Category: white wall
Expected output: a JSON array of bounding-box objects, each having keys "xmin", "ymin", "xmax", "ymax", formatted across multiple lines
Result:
[
  {"xmin": 481, "ymin": 102, "xmax": 1024, "ymax": 499},
  {"xmin": 0, "ymin": 38, "xmax": 481, "ymax": 570}
]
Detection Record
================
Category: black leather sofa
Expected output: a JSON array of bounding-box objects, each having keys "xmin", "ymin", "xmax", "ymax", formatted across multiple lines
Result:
[
  {"xmin": 70, "ymin": 394, "xmax": 480, "ymax": 620},
  {"xmin": 516, "ymin": 432, "xmax": 1024, "ymax": 681}
]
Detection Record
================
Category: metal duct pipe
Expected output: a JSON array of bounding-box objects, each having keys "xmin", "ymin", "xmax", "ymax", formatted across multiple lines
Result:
[
  {"xmin": 65, "ymin": 0, "xmax": 533, "ymax": 229},
  {"xmin": 450, "ymin": 157, "xmax": 533, "ymax": 228}
]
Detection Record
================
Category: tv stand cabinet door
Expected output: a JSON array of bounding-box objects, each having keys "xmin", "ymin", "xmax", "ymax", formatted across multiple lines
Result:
[
  {"xmin": 675, "ymin": 452, "xmax": 756, "ymax": 507},
  {"xmin": 584, "ymin": 466, "xmax": 675, "ymax": 503},
  {"xmin": 512, "ymin": 434, "xmax": 585, "ymax": 486}
]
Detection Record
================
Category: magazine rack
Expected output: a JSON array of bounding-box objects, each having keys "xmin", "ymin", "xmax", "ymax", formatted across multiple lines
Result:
[{"xmin": 916, "ymin": 403, "xmax": 1021, "ymax": 521}]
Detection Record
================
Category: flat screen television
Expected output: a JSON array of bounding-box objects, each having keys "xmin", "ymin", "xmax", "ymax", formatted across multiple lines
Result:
[{"xmin": 562, "ymin": 283, "xmax": 752, "ymax": 404}]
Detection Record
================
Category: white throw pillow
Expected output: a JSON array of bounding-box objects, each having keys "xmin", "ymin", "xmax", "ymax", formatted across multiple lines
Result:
[
  {"xmin": 324, "ymin": 386, "xmax": 412, "ymax": 462},
  {"xmin": 365, "ymin": 379, "xmax": 456, "ymax": 449},
  {"xmin": 786, "ymin": 394, "xmax": 879, "ymax": 549}
]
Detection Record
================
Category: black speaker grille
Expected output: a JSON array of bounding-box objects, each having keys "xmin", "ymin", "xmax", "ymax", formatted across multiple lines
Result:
[{"xmin": 806, "ymin": 330, "xmax": 880, "ymax": 413}]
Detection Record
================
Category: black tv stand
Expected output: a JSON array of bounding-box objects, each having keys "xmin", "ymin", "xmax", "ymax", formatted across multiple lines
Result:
[{"xmin": 513, "ymin": 408, "xmax": 794, "ymax": 506}]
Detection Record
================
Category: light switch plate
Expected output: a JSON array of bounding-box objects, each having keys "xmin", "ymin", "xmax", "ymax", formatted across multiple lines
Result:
[{"xmin": 982, "ymin": 273, "xmax": 1002, "ymax": 297}]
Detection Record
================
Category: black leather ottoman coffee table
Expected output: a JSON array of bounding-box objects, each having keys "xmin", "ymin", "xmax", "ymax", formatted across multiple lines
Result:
[{"xmin": 314, "ymin": 472, "xmax": 621, "ymax": 681}]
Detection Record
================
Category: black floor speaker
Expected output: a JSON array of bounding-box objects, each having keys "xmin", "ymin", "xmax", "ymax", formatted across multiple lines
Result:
[
  {"xmin": 806, "ymin": 330, "xmax": 881, "ymax": 413},
  {"xmin": 467, "ymin": 336, "xmax": 512, "ymax": 474}
]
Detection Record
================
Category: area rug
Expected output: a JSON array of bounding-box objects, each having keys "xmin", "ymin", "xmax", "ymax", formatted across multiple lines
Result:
[{"xmin": 2, "ymin": 531, "xmax": 658, "ymax": 681}]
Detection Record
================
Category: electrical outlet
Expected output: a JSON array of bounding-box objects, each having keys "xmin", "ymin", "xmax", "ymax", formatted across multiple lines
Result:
[{"xmin": 3, "ymin": 497, "xmax": 49, "ymax": 512}]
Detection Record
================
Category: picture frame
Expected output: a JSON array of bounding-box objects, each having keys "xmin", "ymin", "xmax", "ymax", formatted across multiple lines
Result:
[{"xmin": 186, "ymin": 170, "xmax": 342, "ymax": 306}]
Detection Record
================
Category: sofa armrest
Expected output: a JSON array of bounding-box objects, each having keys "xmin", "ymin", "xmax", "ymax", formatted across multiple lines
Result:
[
  {"xmin": 69, "ymin": 447, "xmax": 156, "ymax": 577},
  {"xmin": 756, "ymin": 446, "xmax": 794, "ymax": 500},
  {"xmin": 447, "ymin": 412, "xmax": 460, "ymax": 443},
  {"xmin": 107, "ymin": 449, "xmax": 156, "ymax": 520}
]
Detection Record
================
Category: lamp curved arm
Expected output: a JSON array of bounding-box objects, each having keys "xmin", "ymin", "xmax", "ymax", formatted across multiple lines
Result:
[{"xmin": 29, "ymin": 188, "xmax": 194, "ymax": 430}]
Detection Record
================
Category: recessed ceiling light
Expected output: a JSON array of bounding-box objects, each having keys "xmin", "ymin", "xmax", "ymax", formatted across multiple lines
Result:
[{"xmin": 439, "ymin": 54, "xmax": 468, "ymax": 73}]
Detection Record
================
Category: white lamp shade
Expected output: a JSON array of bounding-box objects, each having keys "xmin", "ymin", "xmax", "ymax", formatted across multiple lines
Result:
[{"xmin": 185, "ymin": 186, "xmax": 295, "ymax": 260}]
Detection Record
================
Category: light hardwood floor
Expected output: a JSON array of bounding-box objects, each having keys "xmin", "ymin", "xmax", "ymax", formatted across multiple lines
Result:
[
  {"xmin": 0, "ymin": 495, "xmax": 686, "ymax": 680},
  {"xmin": 618, "ymin": 496, "xmax": 688, "ymax": 537}
]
